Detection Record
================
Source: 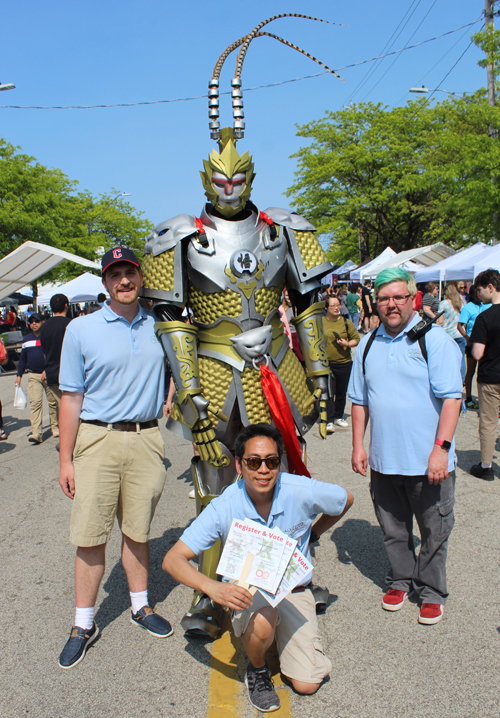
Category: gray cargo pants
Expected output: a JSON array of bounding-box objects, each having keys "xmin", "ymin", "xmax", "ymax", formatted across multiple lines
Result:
[{"xmin": 370, "ymin": 469, "xmax": 455, "ymax": 604}]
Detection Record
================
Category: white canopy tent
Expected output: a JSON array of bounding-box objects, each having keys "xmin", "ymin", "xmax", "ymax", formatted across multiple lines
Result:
[
  {"xmin": 0, "ymin": 241, "xmax": 100, "ymax": 303},
  {"xmin": 362, "ymin": 243, "xmax": 456, "ymax": 279},
  {"xmin": 414, "ymin": 243, "xmax": 487, "ymax": 284},
  {"xmin": 349, "ymin": 247, "xmax": 396, "ymax": 282},
  {"xmin": 37, "ymin": 272, "xmax": 108, "ymax": 305},
  {"xmin": 444, "ymin": 243, "xmax": 500, "ymax": 282}
]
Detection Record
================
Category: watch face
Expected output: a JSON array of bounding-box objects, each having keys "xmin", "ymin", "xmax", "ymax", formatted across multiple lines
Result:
[{"xmin": 442, "ymin": 440, "xmax": 452, "ymax": 451}]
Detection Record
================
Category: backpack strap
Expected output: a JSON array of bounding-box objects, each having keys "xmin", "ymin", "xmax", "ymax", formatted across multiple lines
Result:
[
  {"xmin": 343, "ymin": 316, "xmax": 349, "ymax": 335},
  {"xmin": 362, "ymin": 327, "xmax": 428, "ymax": 376},
  {"xmin": 362, "ymin": 327, "xmax": 379, "ymax": 376},
  {"xmin": 418, "ymin": 334, "xmax": 428, "ymax": 363}
]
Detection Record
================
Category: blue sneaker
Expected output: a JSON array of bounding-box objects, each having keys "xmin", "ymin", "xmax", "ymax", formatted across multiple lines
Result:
[
  {"xmin": 58, "ymin": 622, "xmax": 99, "ymax": 669},
  {"xmin": 130, "ymin": 606, "xmax": 173, "ymax": 638}
]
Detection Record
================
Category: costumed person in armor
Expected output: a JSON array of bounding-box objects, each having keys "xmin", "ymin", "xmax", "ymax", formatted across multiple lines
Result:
[{"xmin": 141, "ymin": 14, "xmax": 345, "ymax": 638}]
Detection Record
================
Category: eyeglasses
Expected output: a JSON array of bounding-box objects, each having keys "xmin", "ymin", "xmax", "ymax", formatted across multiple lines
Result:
[
  {"xmin": 376, "ymin": 294, "xmax": 411, "ymax": 307},
  {"xmin": 242, "ymin": 456, "xmax": 281, "ymax": 470}
]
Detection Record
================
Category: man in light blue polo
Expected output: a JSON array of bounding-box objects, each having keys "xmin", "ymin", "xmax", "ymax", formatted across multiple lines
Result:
[
  {"xmin": 348, "ymin": 267, "xmax": 462, "ymax": 626},
  {"xmin": 57, "ymin": 247, "xmax": 172, "ymax": 670},
  {"xmin": 163, "ymin": 423, "xmax": 353, "ymax": 713}
]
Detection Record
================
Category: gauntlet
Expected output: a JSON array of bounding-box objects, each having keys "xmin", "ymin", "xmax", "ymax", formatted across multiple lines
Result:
[
  {"xmin": 155, "ymin": 321, "xmax": 230, "ymax": 466},
  {"xmin": 291, "ymin": 302, "xmax": 331, "ymax": 439}
]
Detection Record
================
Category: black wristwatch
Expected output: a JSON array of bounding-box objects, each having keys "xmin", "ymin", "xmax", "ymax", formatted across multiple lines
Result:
[
  {"xmin": 435, "ymin": 439, "xmax": 452, "ymax": 451},
  {"xmin": 310, "ymin": 530, "xmax": 319, "ymax": 544}
]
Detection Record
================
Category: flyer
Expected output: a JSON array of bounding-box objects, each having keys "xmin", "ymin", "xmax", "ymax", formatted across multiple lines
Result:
[
  {"xmin": 216, "ymin": 518, "xmax": 288, "ymax": 591},
  {"xmin": 258, "ymin": 547, "xmax": 313, "ymax": 607}
]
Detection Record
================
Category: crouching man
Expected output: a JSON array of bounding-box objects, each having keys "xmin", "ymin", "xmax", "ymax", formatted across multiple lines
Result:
[{"xmin": 163, "ymin": 423, "xmax": 353, "ymax": 713}]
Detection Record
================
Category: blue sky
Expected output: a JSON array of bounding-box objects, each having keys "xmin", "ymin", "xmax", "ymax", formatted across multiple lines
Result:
[{"xmin": 0, "ymin": 0, "xmax": 487, "ymax": 228}]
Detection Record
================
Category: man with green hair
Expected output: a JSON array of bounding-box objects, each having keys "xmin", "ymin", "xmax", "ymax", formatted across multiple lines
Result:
[{"xmin": 348, "ymin": 267, "xmax": 462, "ymax": 625}]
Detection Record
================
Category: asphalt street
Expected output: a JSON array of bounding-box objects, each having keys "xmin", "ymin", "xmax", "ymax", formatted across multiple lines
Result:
[{"xmin": 1, "ymin": 369, "xmax": 499, "ymax": 718}]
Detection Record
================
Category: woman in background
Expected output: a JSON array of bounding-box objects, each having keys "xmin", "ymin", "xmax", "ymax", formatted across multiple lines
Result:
[{"xmin": 439, "ymin": 284, "xmax": 465, "ymax": 380}]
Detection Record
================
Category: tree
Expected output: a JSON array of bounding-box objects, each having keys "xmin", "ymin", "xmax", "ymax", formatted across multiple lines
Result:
[
  {"xmin": 0, "ymin": 139, "xmax": 153, "ymax": 281},
  {"xmin": 286, "ymin": 97, "xmax": 500, "ymax": 264}
]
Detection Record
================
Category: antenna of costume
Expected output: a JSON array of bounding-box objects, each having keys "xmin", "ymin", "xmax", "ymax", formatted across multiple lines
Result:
[{"xmin": 207, "ymin": 14, "xmax": 346, "ymax": 141}]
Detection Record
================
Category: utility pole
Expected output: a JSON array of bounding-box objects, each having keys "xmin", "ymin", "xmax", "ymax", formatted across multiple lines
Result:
[{"xmin": 485, "ymin": 0, "xmax": 497, "ymax": 107}]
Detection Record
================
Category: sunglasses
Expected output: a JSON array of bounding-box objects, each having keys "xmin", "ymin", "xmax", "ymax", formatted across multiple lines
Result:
[{"xmin": 242, "ymin": 456, "xmax": 281, "ymax": 470}]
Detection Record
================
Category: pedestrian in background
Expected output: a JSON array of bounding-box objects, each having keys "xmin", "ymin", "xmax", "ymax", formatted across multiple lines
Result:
[
  {"xmin": 40, "ymin": 294, "xmax": 72, "ymax": 421},
  {"xmin": 457, "ymin": 285, "xmax": 486, "ymax": 410},
  {"xmin": 346, "ymin": 284, "xmax": 362, "ymax": 329},
  {"xmin": 469, "ymin": 269, "xmax": 500, "ymax": 481},
  {"xmin": 15, "ymin": 313, "xmax": 59, "ymax": 443},
  {"xmin": 322, "ymin": 296, "xmax": 359, "ymax": 433},
  {"xmin": 439, "ymin": 284, "xmax": 466, "ymax": 380},
  {"xmin": 422, "ymin": 282, "xmax": 439, "ymax": 319}
]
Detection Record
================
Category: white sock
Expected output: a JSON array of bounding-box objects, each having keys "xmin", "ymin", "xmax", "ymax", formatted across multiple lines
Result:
[
  {"xmin": 481, "ymin": 462, "xmax": 492, "ymax": 469},
  {"xmin": 75, "ymin": 606, "xmax": 95, "ymax": 630},
  {"xmin": 130, "ymin": 590, "xmax": 148, "ymax": 614}
]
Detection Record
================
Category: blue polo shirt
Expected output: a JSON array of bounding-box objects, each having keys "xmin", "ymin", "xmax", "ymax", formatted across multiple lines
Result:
[
  {"xmin": 59, "ymin": 302, "xmax": 165, "ymax": 422},
  {"xmin": 180, "ymin": 472, "xmax": 347, "ymax": 586},
  {"xmin": 348, "ymin": 313, "xmax": 462, "ymax": 475}
]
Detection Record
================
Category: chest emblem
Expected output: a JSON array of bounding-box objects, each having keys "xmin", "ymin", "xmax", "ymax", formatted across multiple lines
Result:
[{"xmin": 230, "ymin": 249, "xmax": 258, "ymax": 277}]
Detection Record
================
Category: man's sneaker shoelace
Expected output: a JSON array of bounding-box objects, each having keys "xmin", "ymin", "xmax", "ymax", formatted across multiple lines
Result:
[{"xmin": 246, "ymin": 666, "xmax": 280, "ymax": 711}]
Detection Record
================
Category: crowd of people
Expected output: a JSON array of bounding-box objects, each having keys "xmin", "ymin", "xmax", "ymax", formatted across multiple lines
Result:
[{"xmin": 1, "ymin": 251, "xmax": 499, "ymax": 713}]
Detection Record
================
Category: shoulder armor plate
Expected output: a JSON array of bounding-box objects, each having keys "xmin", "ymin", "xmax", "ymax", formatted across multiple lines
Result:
[
  {"xmin": 144, "ymin": 214, "xmax": 198, "ymax": 257},
  {"xmin": 262, "ymin": 207, "xmax": 315, "ymax": 232}
]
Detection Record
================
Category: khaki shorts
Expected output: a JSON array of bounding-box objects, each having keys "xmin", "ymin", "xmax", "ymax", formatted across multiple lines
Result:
[
  {"xmin": 70, "ymin": 423, "xmax": 166, "ymax": 547},
  {"xmin": 232, "ymin": 588, "xmax": 332, "ymax": 685}
]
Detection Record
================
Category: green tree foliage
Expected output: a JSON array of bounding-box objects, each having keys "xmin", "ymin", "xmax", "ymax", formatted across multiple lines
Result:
[
  {"xmin": 286, "ymin": 98, "xmax": 500, "ymax": 264},
  {"xmin": 0, "ymin": 138, "xmax": 152, "ymax": 281}
]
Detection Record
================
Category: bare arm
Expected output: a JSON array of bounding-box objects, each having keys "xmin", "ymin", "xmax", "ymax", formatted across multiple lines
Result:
[
  {"xmin": 472, "ymin": 342, "xmax": 485, "ymax": 361},
  {"xmin": 164, "ymin": 377, "xmax": 176, "ymax": 418},
  {"xmin": 311, "ymin": 490, "xmax": 354, "ymax": 538},
  {"xmin": 422, "ymin": 304, "xmax": 435, "ymax": 319},
  {"xmin": 351, "ymin": 403, "xmax": 369, "ymax": 476},
  {"xmin": 58, "ymin": 391, "xmax": 84, "ymax": 499},
  {"xmin": 427, "ymin": 397, "xmax": 462, "ymax": 485},
  {"xmin": 163, "ymin": 540, "xmax": 253, "ymax": 611},
  {"xmin": 457, "ymin": 322, "xmax": 469, "ymax": 342}
]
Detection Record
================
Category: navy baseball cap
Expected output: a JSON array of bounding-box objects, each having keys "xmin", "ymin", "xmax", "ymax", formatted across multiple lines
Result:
[
  {"xmin": 28, "ymin": 313, "xmax": 43, "ymax": 323},
  {"xmin": 101, "ymin": 247, "xmax": 141, "ymax": 274}
]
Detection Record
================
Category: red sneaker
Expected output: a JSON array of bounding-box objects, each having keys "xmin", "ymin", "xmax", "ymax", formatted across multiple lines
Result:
[
  {"xmin": 382, "ymin": 589, "xmax": 408, "ymax": 611},
  {"xmin": 418, "ymin": 603, "xmax": 444, "ymax": 625}
]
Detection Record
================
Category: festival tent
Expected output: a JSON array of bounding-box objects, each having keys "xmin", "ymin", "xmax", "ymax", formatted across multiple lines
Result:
[
  {"xmin": 0, "ymin": 241, "xmax": 100, "ymax": 303},
  {"xmin": 349, "ymin": 247, "xmax": 396, "ymax": 282},
  {"xmin": 445, "ymin": 242, "xmax": 500, "ymax": 282},
  {"xmin": 37, "ymin": 272, "xmax": 108, "ymax": 305},
  {"xmin": 334, "ymin": 259, "xmax": 358, "ymax": 277},
  {"xmin": 362, "ymin": 243, "xmax": 456, "ymax": 279},
  {"xmin": 414, "ymin": 242, "xmax": 488, "ymax": 284}
]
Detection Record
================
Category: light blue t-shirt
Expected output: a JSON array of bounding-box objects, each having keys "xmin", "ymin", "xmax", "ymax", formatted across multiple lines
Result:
[
  {"xmin": 59, "ymin": 302, "xmax": 165, "ymax": 422},
  {"xmin": 459, "ymin": 302, "xmax": 488, "ymax": 337},
  {"xmin": 180, "ymin": 472, "xmax": 347, "ymax": 586},
  {"xmin": 348, "ymin": 313, "xmax": 462, "ymax": 475}
]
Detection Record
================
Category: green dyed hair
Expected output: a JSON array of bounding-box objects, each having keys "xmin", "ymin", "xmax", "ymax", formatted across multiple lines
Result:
[{"xmin": 374, "ymin": 267, "xmax": 417, "ymax": 297}]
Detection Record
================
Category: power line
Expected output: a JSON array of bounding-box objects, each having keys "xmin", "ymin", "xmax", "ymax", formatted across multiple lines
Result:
[
  {"xmin": 360, "ymin": 0, "xmax": 439, "ymax": 102},
  {"xmin": 0, "ymin": 18, "xmax": 482, "ymax": 110},
  {"xmin": 400, "ymin": 21, "xmax": 473, "ymax": 102},
  {"xmin": 428, "ymin": 33, "xmax": 478, "ymax": 101},
  {"xmin": 345, "ymin": 0, "xmax": 421, "ymax": 104}
]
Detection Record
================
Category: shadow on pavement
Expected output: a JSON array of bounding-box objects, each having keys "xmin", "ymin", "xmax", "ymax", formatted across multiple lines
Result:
[
  {"xmin": 330, "ymin": 518, "xmax": 389, "ymax": 590},
  {"xmin": 95, "ymin": 526, "xmax": 184, "ymax": 631},
  {"xmin": 0, "ymin": 440, "xmax": 16, "ymax": 454},
  {"xmin": 456, "ymin": 448, "xmax": 498, "ymax": 478}
]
